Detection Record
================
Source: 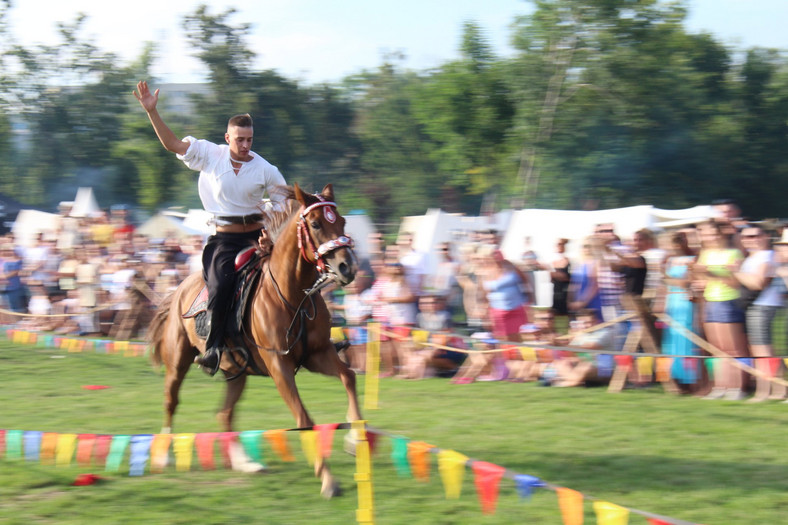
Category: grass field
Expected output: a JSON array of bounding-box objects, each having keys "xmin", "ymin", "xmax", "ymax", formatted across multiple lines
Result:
[{"xmin": 1, "ymin": 340, "xmax": 787, "ymax": 525}]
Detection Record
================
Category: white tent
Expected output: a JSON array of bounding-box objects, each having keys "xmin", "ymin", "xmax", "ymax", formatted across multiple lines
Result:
[
  {"xmin": 399, "ymin": 208, "xmax": 513, "ymax": 276},
  {"xmin": 499, "ymin": 204, "xmax": 715, "ymax": 306},
  {"xmin": 344, "ymin": 213, "xmax": 376, "ymax": 262},
  {"xmin": 69, "ymin": 187, "xmax": 101, "ymax": 218},
  {"xmin": 12, "ymin": 209, "xmax": 60, "ymax": 247},
  {"xmin": 136, "ymin": 212, "xmax": 206, "ymax": 240}
]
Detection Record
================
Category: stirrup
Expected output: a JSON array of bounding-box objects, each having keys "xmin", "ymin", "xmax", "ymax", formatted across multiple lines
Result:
[
  {"xmin": 334, "ymin": 340, "xmax": 351, "ymax": 353},
  {"xmin": 195, "ymin": 347, "xmax": 222, "ymax": 376}
]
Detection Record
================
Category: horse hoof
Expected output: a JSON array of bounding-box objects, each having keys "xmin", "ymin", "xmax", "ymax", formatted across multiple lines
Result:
[{"xmin": 321, "ymin": 482, "xmax": 342, "ymax": 499}]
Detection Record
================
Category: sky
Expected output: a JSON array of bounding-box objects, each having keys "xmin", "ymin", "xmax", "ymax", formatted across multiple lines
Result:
[{"xmin": 6, "ymin": 0, "xmax": 788, "ymax": 85}]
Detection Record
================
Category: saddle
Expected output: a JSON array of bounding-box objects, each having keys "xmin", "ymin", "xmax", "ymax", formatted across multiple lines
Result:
[{"xmin": 182, "ymin": 246, "xmax": 265, "ymax": 343}]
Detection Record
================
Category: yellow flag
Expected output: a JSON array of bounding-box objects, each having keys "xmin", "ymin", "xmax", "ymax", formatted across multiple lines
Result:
[
  {"xmin": 330, "ymin": 326, "xmax": 345, "ymax": 341},
  {"xmin": 173, "ymin": 433, "xmax": 195, "ymax": 472},
  {"xmin": 56, "ymin": 433, "xmax": 78, "ymax": 466},
  {"xmin": 150, "ymin": 434, "xmax": 172, "ymax": 473},
  {"xmin": 593, "ymin": 500, "xmax": 629, "ymax": 525},
  {"xmin": 412, "ymin": 330, "xmax": 429, "ymax": 344},
  {"xmin": 556, "ymin": 487, "xmax": 584, "ymax": 525},
  {"xmin": 437, "ymin": 450, "xmax": 468, "ymax": 499},
  {"xmin": 637, "ymin": 356, "xmax": 655, "ymax": 376},
  {"xmin": 300, "ymin": 430, "xmax": 317, "ymax": 467},
  {"xmin": 519, "ymin": 347, "xmax": 537, "ymax": 361}
]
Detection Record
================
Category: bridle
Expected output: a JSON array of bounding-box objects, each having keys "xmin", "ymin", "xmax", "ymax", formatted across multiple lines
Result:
[{"xmin": 296, "ymin": 197, "xmax": 354, "ymax": 275}]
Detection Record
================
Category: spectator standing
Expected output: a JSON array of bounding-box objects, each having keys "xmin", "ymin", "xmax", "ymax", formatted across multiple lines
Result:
[
  {"xmin": 735, "ymin": 225, "xmax": 786, "ymax": 401},
  {"xmin": 568, "ymin": 236, "xmax": 603, "ymax": 320},
  {"xmin": 694, "ymin": 221, "xmax": 747, "ymax": 400},
  {"xmin": 549, "ymin": 238, "xmax": 571, "ymax": 318},
  {"xmin": 0, "ymin": 243, "xmax": 25, "ymax": 313}
]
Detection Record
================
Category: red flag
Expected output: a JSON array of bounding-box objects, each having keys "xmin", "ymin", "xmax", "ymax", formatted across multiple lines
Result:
[
  {"xmin": 314, "ymin": 423, "xmax": 339, "ymax": 459},
  {"xmin": 219, "ymin": 432, "xmax": 239, "ymax": 469},
  {"xmin": 366, "ymin": 430, "xmax": 378, "ymax": 456},
  {"xmin": 93, "ymin": 435, "xmax": 113, "ymax": 467},
  {"xmin": 648, "ymin": 519, "xmax": 671, "ymax": 525},
  {"xmin": 196, "ymin": 432, "xmax": 218, "ymax": 470},
  {"xmin": 0, "ymin": 429, "xmax": 5, "ymax": 457},
  {"xmin": 76, "ymin": 434, "xmax": 96, "ymax": 466},
  {"xmin": 472, "ymin": 461, "xmax": 506, "ymax": 515}
]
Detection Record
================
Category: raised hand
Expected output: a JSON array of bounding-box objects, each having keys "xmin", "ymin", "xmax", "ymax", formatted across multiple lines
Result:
[{"xmin": 133, "ymin": 80, "xmax": 159, "ymax": 112}]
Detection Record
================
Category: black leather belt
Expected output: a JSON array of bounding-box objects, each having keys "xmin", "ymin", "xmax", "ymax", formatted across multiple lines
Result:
[{"xmin": 215, "ymin": 214, "xmax": 264, "ymax": 224}]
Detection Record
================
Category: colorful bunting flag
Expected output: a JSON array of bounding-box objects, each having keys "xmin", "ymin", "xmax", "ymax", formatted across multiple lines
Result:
[
  {"xmin": 150, "ymin": 434, "xmax": 173, "ymax": 473},
  {"xmin": 23, "ymin": 431, "xmax": 42, "ymax": 462},
  {"xmin": 76, "ymin": 434, "xmax": 96, "ymax": 466},
  {"xmin": 6, "ymin": 429, "xmax": 22, "ymax": 459},
  {"xmin": 240, "ymin": 430, "xmax": 264, "ymax": 464},
  {"xmin": 390, "ymin": 436, "xmax": 411, "ymax": 478},
  {"xmin": 0, "ymin": 429, "xmax": 6, "ymax": 457},
  {"xmin": 437, "ymin": 450, "xmax": 468, "ymax": 499},
  {"xmin": 637, "ymin": 356, "xmax": 655, "ymax": 376},
  {"xmin": 264, "ymin": 429, "xmax": 295, "ymax": 462},
  {"xmin": 40, "ymin": 432, "xmax": 58, "ymax": 465},
  {"xmin": 219, "ymin": 432, "xmax": 239, "ymax": 469},
  {"xmin": 105, "ymin": 435, "xmax": 131, "ymax": 472},
  {"xmin": 514, "ymin": 474, "xmax": 545, "ymax": 499},
  {"xmin": 56, "ymin": 433, "xmax": 77, "ymax": 466},
  {"xmin": 314, "ymin": 423, "xmax": 339, "ymax": 459},
  {"xmin": 593, "ymin": 500, "xmax": 629, "ymax": 525},
  {"xmin": 655, "ymin": 357, "xmax": 672, "ymax": 383},
  {"xmin": 471, "ymin": 461, "xmax": 506, "ymax": 515},
  {"xmin": 556, "ymin": 487, "xmax": 584, "ymax": 525},
  {"xmin": 299, "ymin": 430, "xmax": 317, "ymax": 467},
  {"xmin": 407, "ymin": 441, "xmax": 434, "ymax": 482},
  {"xmin": 519, "ymin": 347, "xmax": 537, "ymax": 361},
  {"xmin": 93, "ymin": 435, "xmax": 113, "ymax": 467},
  {"xmin": 173, "ymin": 433, "xmax": 195, "ymax": 472},
  {"xmin": 129, "ymin": 434, "xmax": 154, "ymax": 476},
  {"xmin": 194, "ymin": 432, "xmax": 217, "ymax": 470}
]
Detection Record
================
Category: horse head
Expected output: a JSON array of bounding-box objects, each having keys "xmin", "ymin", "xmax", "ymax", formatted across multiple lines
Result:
[{"xmin": 294, "ymin": 183, "xmax": 358, "ymax": 286}]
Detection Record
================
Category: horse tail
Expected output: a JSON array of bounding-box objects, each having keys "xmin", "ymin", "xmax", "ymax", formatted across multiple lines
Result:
[{"xmin": 148, "ymin": 291, "xmax": 174, "ymax": 367}]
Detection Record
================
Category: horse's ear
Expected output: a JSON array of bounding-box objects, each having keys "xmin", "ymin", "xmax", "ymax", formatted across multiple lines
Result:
[
  {"xmin": 293, "ymin": 183, "xmax": 307, "ymax": 205},
  {"xmin": 321, "ymin": 184, "xmax": 335, "ymax": 202}
]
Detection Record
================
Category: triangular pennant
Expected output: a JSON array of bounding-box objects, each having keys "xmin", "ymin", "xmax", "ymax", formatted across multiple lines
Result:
[
  {"xmin": 40, "ymin": 432, "xmax": 58, "ymax": 465},
  {"xmin": 195, "ymin": 432, "xmax": 217, "ymax": 470},
  {"xmin": 366, "ymin": 430, "xmax": 378, "ymax": 456},
  {"xmin": 264, "ymin": 430, "xmax": 295, "ymax": 462},
  {"xmin": 412, "ymin": 330, "xmax": 430, "ymax": 344},
  {"xmin": 56, "ymin": 433, "xmax": 78, "ymax": 467},
  {"xmin": 437, "ymin": 450, "xmax": 468, "ymax": 499},
  {"xmin": 407, "ymin": 441, "xmax": 434, "ymax": 482},
  {"xmin": 219, "ymin": 432, "xmax": 239, "ymax": 469},
  {"xmin": 150, "ymin": 434, "xmax": 173, "ymax": 473},
  {"xmin": 6, "ymin": 430, "xmax": 23, "ymax": 459},
  {"xmin": 767, "ymin": 357, "xmax": 781, "ymax": 377},
  {"xmin": 173, "ymin": 433, "xmax": 196, "ymax": 472},
  {"xmin": 24, "ymin": 431, "xmax": 43, "ymax": 462},
  {"xmin": 514, "ymin": 474, "xmax": 546, "ymax": 499},
  {"xmin": 76, "ymin": 434, "xmax": 97, "ymax": 466},
  {"xmin": 519, "ymin": 347, "xmax": 537, "ymax": 361},
  {"xmin": 556, "ymin": 487, "xmax": 584, "ymax": 525},
  {"xmin": 314, "ymin": 423, "xmax": 339, "ymax": 459},
  {"xmin": 299, "ymin": 430, "xmax": 317, "ymax": 467},
  {"xmin": 593, "ymin": 500, "xmax": 629, "ymax": 525},
  {"xmin": 105, "ymin": 435, "xmax": 131, "ymax": 472},
  {"xmin": 0, "ymin": 429, "xmax": 6, "ymax": 457},
  {"xmin": 655, "ymin": 357, "xmax": 672, "ymax": 383},
  {"xmin": 596, "ymin": 354, "xmax": 615, "ymax": 378},
  {"xmin": 471, "ymin": 461, "xmax": 506, "ymax": 515},
  {"xmin": 239, "ymin": 430, "xmax": 264, "ymax": 464},
  {"xmin": 93, "ymin": 435, "xmax": 113, "ymax": 466},
  {"xmin": 637, "ymin": 356, "xmax": 655, "ymax": 376},
  {"xmin": 390, "ymin": 436, "xmax": 411, "ymax": 478},
  {"xmin": 330, "ymin": 326, "xmax": 346, "ymax": 341},
  {"xmin": 647, "ymin": 519, "xmax": 671, "ymax": 525},
  {"xmin": 129, "ymin": 434, "xmax": 154, "ymax": 476}
]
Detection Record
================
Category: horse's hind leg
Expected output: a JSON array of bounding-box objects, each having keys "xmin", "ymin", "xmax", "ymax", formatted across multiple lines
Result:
[
  {"xmin": 217, "ymin": 373, "xmax": 265, "ymax": 473},
  {"xmin": 162, "ymin": 337, "xmax": 194, "ymax": 434}
]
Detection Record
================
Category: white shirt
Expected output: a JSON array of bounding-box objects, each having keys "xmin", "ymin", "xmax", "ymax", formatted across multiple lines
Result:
[{"xmin": 177, "ymin": 136, "xmax": 287, "ymax": 217}]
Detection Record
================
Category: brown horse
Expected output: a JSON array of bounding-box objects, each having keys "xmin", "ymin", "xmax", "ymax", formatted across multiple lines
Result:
[{"xmin": 147, "ymin": 183, "xmax": 361, "ymax": 497}]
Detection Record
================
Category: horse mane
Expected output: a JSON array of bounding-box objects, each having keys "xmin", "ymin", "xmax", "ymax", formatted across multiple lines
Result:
[{"xmin": 260, "ymin": 185, "xmax": 301, "ymax": 242}]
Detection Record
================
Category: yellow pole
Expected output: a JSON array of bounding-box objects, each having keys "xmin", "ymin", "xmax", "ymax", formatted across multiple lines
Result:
[
  {"xmin": 353, "ymin": 420, "xmax": 375, "ymax": 524},
  {"xmin": 364, "ymin": 322, "xmax": 380, "ymax": 410}
]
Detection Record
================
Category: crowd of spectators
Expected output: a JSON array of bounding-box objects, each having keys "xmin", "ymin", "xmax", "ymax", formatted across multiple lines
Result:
[
  {"xmin": 0, "ymin": 204, "xmax": 201, "ymax": 339},
  {"xmin": 326, "ymin": 200, "xmax": 788, "ymax": 400},
  {"xmin": 3, "ymin": 199, "xmax": 787, "ymax": 400}
]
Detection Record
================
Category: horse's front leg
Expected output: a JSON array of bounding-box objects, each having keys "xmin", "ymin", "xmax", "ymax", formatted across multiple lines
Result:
[
  {"xmin": 304, "ymin": 346, "xmax": 363, "ymax": 456},
  {"xmin": 269, "ymin": 359, "xmax": 341, "ymax": 498}
]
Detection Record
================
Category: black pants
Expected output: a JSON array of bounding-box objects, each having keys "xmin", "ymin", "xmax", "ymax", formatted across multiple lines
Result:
[{"xmin": 202, "ymin": 228, "xmax": 261, "ymax": 348}]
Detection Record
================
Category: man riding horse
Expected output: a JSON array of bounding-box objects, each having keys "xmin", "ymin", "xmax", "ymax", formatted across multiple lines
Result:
[{"xmin": 134, "ymin": 80, "xmax": 286, "ymax": 375}]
